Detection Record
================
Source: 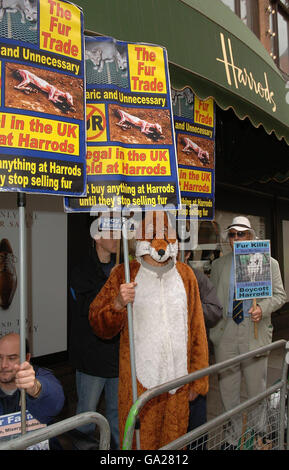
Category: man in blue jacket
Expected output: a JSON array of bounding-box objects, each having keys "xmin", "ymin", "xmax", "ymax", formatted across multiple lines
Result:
[{"xmin": 0, "ymin": 333, "xmax": 65, "ymax": 426}]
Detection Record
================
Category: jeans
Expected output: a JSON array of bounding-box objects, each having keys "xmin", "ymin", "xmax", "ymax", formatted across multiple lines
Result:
[
  {"xmin": 76, "ymin": 370, "xmax": 119, "ymax": 449},
  {"xmin": 187, "ymin": 395, "xmax": 207, "ymax": 449}
]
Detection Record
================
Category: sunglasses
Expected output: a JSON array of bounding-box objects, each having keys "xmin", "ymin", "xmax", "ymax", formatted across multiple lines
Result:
[{"xmin": 228, "ymin": 231, "xmax": 247, "ymax": 239}]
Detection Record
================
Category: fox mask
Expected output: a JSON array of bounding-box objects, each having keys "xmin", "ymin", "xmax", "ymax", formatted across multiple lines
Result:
[{"xmin": 135, "ymin": 212, "xmax": 178, "ymax": 263}]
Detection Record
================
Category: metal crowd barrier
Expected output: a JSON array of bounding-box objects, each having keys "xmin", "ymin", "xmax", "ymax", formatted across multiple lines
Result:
[
  {"xmin": 0, "ymin": 412, "xmax": 110, "ymax": 450},
  {"xmin": 0, "ymin": 341, "xmax": 287, "ymax": 451},
  {"xmin": 122, "ymin": 339, "xmax": 289, "ymax": 450}
]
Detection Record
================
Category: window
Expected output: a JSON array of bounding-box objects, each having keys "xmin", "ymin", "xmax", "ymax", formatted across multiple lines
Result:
[
  {"xmin": 270, "ymin": 1, "xmax": 289, "ymax": 75},
  {"xmin": 221, "ymin": 0, "xmax": 235, "ymax": 13},
  {"xmin": 188, "ymin": 211, "xmax": 266, "ymax": 275},
  {"xmin": 220, "ymin": 0, "xmax": 260, "ymax": 36}
]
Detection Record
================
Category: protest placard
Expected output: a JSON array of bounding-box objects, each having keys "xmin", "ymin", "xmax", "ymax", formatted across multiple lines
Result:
[
  {"xmin": 234, "ymin": 240, "xmax": 272, "ymax": 339},
  {"xmin": 65, "ymin": 35, "xmax": 180, "ymax": 212},
  {"xmin": 0, "ymin": 0, "xmax": 86, "ymax": 196},
  {"xmin": 0, "ymin": 410, "xmax": 48, "ymax": 449},
  {"xmin": 172, "ymin": 87, "xmax": 215, "ymax": 220},
  {"xmin": 233, "ymin": 240, "xmax": 272, "ymax": 300}
]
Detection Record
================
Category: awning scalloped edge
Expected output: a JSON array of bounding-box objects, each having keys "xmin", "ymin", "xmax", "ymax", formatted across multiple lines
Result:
[{"xmin": 170, "ymin": 63, "xmax": 289, "ymax": 146}]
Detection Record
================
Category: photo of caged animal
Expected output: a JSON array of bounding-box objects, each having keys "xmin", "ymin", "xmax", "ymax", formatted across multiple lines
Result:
[
  {"xmin": 85, "ymin": 39, "xmax": 128, "ymax": 75},
  {"xmin": 247, "ymin": 252, "xmax": 264, "ymax": 283},
  {"xmin": 0, "ymin": 0, "xmax": 37, "ymax": 29},
  {"xmin": 171, "ymin": 88, "xmax": 194, "ymax": 108}
]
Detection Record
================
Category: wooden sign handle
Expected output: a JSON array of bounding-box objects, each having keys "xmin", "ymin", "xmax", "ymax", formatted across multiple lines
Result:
[
  {"xmin": 253, "ymin": 298, "xmax": 258, "ymax": 339},
  {"xmin": 116, "ymin": 239, "xmax": 120, "ymax": 266}
]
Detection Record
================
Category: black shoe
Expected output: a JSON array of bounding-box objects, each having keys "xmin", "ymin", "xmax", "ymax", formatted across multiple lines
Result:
[
  {"xmin": 0, "ymin": 239, "xmax": 17, "ymax": 310},
  {"xmin": 220, "ymin": 441, "xmax": 237, "ymax": 450}
]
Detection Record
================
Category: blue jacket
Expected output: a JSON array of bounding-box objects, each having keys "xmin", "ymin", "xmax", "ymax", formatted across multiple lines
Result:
[{"xmin": 0, "ymin": 366, "xmax": 65, "ymax": 424}]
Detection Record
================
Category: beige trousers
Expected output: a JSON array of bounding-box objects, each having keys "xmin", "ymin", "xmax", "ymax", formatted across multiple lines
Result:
[{"xmin": 214, "ymin": 318, "xmax": 268, "ymax": 446}]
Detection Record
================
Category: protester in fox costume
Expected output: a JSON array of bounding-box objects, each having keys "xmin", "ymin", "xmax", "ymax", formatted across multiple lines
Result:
[{"xmin": 89, "ymin": 212, "xmax": 208, "ymax": 449}]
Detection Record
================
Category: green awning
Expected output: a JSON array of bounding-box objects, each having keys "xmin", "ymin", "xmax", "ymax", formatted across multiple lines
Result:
[{"xmin": 75, "ymin": 0, "xmax": 289, "ymax": 145}]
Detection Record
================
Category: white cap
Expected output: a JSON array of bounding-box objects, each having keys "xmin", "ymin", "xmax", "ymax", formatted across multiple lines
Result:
[{"xmin": 225, "ymin": 216, "xmax": 253, "ymax": 232}]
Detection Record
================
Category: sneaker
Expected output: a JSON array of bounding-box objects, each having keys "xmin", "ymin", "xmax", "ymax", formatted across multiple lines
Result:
[{"xmin": 0, "ymin": 239, "xmax": 17, "ymax": 310}]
